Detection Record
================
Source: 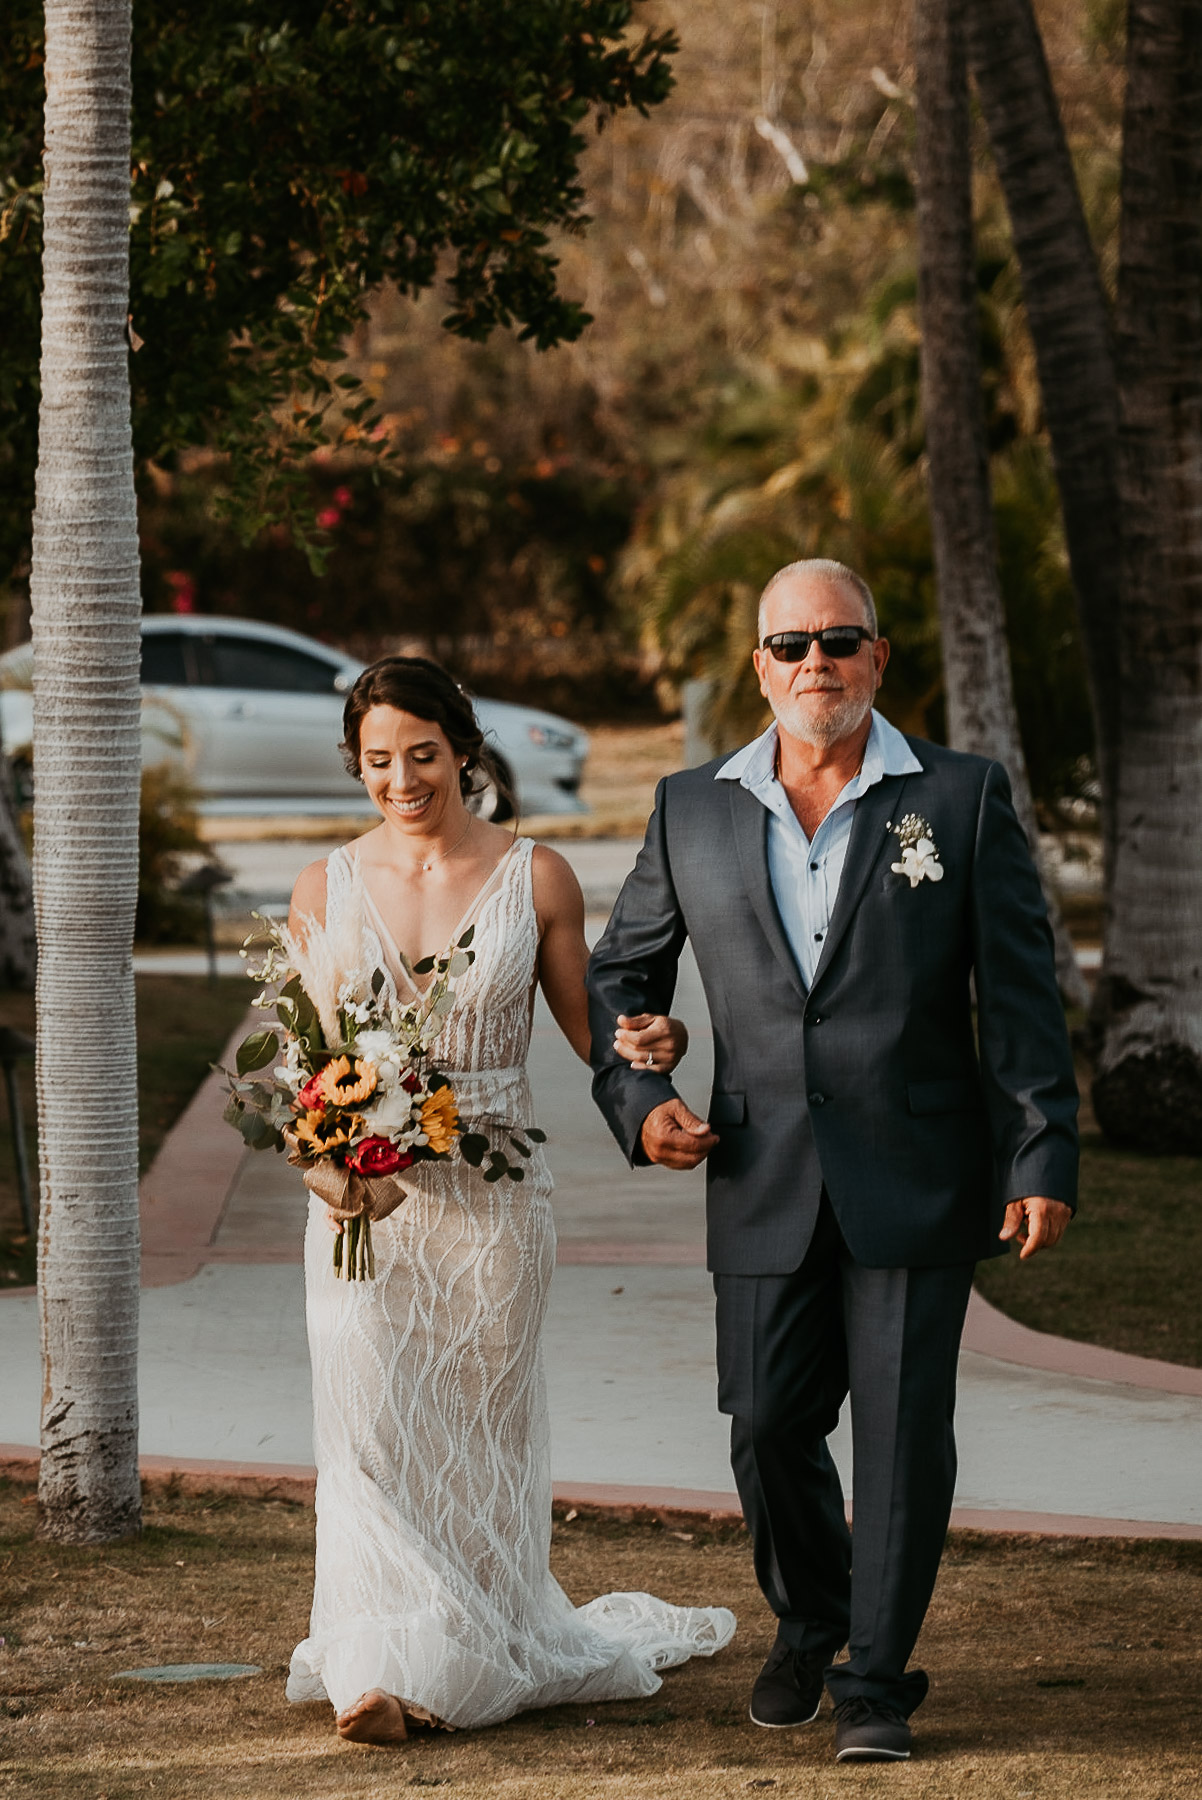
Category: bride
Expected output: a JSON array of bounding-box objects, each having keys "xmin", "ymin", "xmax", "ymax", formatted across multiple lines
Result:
[{"xmin": 283, "ymin": 656, "xmax": 735, "ymax": 1743}]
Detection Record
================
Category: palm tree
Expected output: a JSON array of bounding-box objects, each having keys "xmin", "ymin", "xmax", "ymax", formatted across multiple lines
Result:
[
  {"xmin": 964, "ymin": 0, "xmax": 1122, "ymax": 849},
  {"xmin": 1094, "ymin": 0, "xmax": 1202, "ymax": 1149},
  {"xmin": 913, "ymin": 0, "xmax": 1087, "ymax": 1008},
  {"xmin": 31, "ymin": 0, "xmax": 142, "ymax": 1542},
  {"xmin": 965, "ymin": 0, "xmax": 1202, "ymax": 1151}
]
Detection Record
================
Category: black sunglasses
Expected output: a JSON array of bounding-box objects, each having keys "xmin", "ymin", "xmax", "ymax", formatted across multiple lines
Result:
[{"xmin": 760, "ymin": 627, "xmax": 874, "ymax": 662}]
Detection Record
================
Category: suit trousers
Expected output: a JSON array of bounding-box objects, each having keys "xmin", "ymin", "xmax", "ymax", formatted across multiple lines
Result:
[{"xmin": 714, "ymin": 1195, "xmax": 975, "ymax": 1715}]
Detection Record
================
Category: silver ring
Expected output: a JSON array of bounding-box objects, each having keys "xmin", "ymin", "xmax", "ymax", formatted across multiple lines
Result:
[{"xmin": 645, "ymin": 1052, "xmax": 655, "ymax": 1068}]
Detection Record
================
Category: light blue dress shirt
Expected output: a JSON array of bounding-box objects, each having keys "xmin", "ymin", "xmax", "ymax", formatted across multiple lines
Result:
[{"xmin": 715, "ymin": 710, "xmax": 923, "ymax": 988}]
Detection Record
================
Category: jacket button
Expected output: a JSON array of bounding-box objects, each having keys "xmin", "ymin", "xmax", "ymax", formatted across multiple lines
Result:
[
  {"xmin": 808, "ymin": 1090, "xmax": 826, "ymax": 1107},
  {"xmin": 809, "ymin": 1014, "xmax": 824, "ymax": 1025}
]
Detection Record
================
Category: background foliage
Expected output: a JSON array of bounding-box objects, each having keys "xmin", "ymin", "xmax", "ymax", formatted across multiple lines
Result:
[
  {"xmin": 0, "ymin": 0, "xmax": 674, "ymax": 580},
  {"xmin": 3, "ymin": 1, "xmax": 1123, "ymax": 803}
]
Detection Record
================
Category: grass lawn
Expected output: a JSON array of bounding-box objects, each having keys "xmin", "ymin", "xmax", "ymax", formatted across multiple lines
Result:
[
  {"xmin": 0, "ymin": 975, "xmax": 250, "ymax": 1287},
  {"xmin": 0, "ymin": 1489, "xmax": 1199, "ymax": 1799},
  {"xmin": 975, "ymin": 1131, "xmax": 1202, "ymax": 1368}
]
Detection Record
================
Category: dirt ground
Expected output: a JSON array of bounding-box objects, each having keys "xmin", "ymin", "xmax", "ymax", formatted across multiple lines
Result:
[{"xmin": 2, "ymin": 1489, "xmax": 1199, "ymax": 1800}]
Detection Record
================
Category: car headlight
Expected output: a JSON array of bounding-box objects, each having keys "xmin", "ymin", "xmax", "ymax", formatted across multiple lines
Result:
[{"xmin": 527, "ymin": 724, "xmax": 580, "ymax": 751}]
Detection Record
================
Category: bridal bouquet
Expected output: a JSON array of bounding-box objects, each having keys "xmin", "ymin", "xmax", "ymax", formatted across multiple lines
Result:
[{"xmin": 223, "ymin": 871, "xmax": 542, "ymax": 1279}]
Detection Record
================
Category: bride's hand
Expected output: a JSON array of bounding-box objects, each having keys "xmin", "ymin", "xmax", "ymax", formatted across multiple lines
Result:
[{"xmin": 614, "ymin": 1013, "xmax": 689, "ymax": 1074}]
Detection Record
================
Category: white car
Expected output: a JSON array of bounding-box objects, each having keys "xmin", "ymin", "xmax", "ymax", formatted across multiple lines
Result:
[{"xmin": 0, "ymin": 615, "xmax": 589, "ymax": 820}]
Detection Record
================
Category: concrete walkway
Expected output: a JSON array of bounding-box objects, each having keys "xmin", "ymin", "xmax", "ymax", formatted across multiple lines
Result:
[{"xmin": 4, "ymin": 853, "xmax": 1198, "ymax": 1534}]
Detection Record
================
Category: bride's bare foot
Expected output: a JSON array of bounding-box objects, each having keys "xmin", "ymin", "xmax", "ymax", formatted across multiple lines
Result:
[{"xmin": 336, "ymin": 1689, "xmax": 410, "ymax": 1745}]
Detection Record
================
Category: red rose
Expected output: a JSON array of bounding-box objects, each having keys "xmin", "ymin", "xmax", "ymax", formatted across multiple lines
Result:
[
  {"xmin": 346, "ymin": 1136, "xmax": 414, "ymax": 1178},
  {"xmin": 296, "ymin": 1072, "xmax": 326, "ymax": 1111},
  {"xmin": 401, "ymin": 1070, "xmax": 422, "ymax": 1095}
]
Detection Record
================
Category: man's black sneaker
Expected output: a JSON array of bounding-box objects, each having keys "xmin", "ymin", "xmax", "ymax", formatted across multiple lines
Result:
[
  {"xmin": 749, "ymin": 1634, "xmax": 826, "ymax": 1728},
  {"xmin": 833, "ymin": 1697, "xmax": 912, "ymax": 1761}
]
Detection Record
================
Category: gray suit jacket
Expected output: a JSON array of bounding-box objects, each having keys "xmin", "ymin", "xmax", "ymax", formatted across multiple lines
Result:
[{"xmin": 586, "ymin": 735, "xmax": 1079, "ymax": 1274}]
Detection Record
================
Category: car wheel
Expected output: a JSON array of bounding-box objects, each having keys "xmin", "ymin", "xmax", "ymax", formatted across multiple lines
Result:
[
  {"xmin": 469, "ymin": 757, "xmax": 516, "ymax": 823},
  {"xmin": 8, "ymin": 752, "xmax": 32, "ymax": 810}
]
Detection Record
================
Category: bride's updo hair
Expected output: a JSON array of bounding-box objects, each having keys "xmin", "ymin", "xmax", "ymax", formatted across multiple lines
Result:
[{"xmin": 340, "ymin": 656, "xmax": 510, "ymax": 811}]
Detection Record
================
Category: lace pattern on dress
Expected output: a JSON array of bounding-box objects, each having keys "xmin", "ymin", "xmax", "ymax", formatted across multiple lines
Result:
[{"xmin": 286, "ymin": 835, "xmax": 735, "ymax": 1727}]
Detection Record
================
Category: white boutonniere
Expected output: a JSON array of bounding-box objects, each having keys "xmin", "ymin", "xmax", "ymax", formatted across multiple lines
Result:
[{"xmin": 889, "ymin": 813, "xmax": 945, "ymax": 887}]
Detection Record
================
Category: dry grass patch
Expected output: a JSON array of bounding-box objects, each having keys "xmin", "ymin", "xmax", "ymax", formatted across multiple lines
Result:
[{"xmin": 2, "ymin": 1486, "xmax": 1201, "ymax": 1798}]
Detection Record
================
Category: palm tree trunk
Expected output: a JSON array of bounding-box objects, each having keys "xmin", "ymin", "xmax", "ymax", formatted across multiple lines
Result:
[
  {"xmin": 31, "ymin": 0, "xmax": 142, "ymax": 1542},
  {"xmin": 963, "ymin": 0, "xmax": 1122, "ymax": 856},
  {"xmin": 1091, "ymin": 0, "xmax": 1202, "ymax": 1152},
  {"xmin": 914, "ymin": 0, "xmax": 1089, "ymax": 1009}
]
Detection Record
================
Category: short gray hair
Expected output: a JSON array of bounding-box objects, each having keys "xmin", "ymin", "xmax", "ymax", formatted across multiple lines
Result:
[{"xmin": 757, "ymin": 559, "xmax": 878, "ymax": 641}]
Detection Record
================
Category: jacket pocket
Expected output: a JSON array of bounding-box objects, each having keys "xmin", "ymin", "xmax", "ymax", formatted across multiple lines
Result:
[
  {"xmin": 709, "ymin": 1090, "xmax": 747, "ymax": 1126},
  {"xmin": 907, "ymin": 1077, "xmax": 981, "ymax": 1116}
]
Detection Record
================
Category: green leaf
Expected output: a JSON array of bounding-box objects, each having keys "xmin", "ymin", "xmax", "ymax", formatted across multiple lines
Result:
[
  {"xmin": 413, "ymin": 954, "xmax": 436, "ymax": 975},
  {"xmin": 236, "ymin": 1028, "xmax": 280, "ymax": 1075},
  {"xmin": 458, "ymin": 924, "xmax": 476, "ymax": 950},
  {"xmin": 459, "ymin": 1133, "xmax": 489, "ymax": 1167},
  {"xmin": 526, "ymin": 1127, "xmax": 547, "ymax": 1143}
]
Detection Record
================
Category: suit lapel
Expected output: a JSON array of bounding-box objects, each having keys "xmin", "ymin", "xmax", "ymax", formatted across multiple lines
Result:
[
  {"xmin": 810, "ymin": 773, "xmax": 915, "ymax": 990},
  {"xmin": 728, "ymin": 782, "xmax": 809, "ymax": 1002}
]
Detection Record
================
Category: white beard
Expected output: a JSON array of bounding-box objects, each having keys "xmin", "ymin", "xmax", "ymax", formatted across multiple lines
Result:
[{"xmin": 771, "ymin": 684, "xmax": 874, "ymax": 749}]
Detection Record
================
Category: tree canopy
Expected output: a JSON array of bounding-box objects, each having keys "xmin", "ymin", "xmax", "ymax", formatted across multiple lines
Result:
[{"xmin": 0, "ymin": 0, "xmax": 675, "ymax": 574}]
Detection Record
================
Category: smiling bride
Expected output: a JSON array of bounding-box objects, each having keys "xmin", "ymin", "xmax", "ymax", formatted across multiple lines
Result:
[{"xmin": 282, "ymin": 656, "xmax": 735, "ymax": 1743}]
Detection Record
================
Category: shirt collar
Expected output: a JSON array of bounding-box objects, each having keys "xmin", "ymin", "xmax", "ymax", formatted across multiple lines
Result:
[{"xmin": 715, "ymin": 709, "xmax": 922, "ymax": 798}]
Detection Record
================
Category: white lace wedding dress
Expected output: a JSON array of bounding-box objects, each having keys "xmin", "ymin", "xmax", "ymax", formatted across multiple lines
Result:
[{"xmin": 286, "ymin": 836, "xmax": 735, "ymax": 1728}]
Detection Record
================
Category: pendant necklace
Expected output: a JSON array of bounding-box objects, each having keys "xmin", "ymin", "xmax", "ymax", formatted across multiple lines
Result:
[{"xmin": 415, "ymin": 814, "xmax": 473, "ymax": 874}]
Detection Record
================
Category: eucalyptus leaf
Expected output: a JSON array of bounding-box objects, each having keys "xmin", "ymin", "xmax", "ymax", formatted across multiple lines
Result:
[
  {"xmin": 509, "ymin": 1137, "xmax": 531, "ymax": 1157},
  {"xmin": 447, "ymin": 950, "xmax": 472, "ymax": 977},
  {"xmin": 413, "ymin": 955, "xmax": 436, "ymax": 975},
  {"xmin": 459, "ymin": 1133, "xmax": 488, "ymax": 1167},
  {"xmin": 459, "ymin": 924, "xmax": 476, "ymax": 950},
  {"xmin": 526, "ymin": 1128, "xmax": 547, "ymax": 1144}
]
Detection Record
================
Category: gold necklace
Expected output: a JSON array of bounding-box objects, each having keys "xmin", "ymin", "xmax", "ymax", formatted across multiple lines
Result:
[{"xmin": 413, "ymin": 814, "xmax": 473, "ymax": 874}]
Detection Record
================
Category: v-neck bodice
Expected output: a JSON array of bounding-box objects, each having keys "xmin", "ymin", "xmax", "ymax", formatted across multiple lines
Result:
[
  {"xmin": 354, "ymin": 839, "xmax": 520, "ymax": 998},
  {"xmin": 325, "ymin": 836, "xmax": 539, "ymax": 1082}
]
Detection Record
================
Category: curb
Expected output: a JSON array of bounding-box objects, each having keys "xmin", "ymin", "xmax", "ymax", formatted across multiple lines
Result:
[{"xmin": 4, "ymin": 1448, "xmax": 1200, "ymax": 1542}]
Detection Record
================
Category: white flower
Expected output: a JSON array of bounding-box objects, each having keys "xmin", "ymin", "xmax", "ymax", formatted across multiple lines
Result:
[
  {"xmin": 355, "ymin": 1028, "xmax": 401, "ymax": 1080},
  {"xmin": 891, "ymin": 837, "xmax": 944, "ymax": 887},
  {"xmin": 370, "ymin": 1088, "xmax": 422, "ymax": 1136}
]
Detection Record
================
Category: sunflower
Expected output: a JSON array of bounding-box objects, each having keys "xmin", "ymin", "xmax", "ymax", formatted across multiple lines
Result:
[
  {"xmin": 420, "ymin": 1084, "xmax": 460, "ymax": 1155},
  {"xmin": 294, "ymin": 1108, "xmax": 361, "ymax": 1157},
  {"xmin": 318, "ymin": 1054, "xmax": 378, "ymax": 1108}
]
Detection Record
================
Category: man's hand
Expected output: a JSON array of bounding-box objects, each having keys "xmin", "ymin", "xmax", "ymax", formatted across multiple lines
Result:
[
  {"xmin": 640, "ymin": 1098, "xmax": 719, "ymax": 1170},
  {"xmin": 614, "ymin": 1013, "xmax": 689, "ymax": 1075},
  {"xmin": 999, "ymin": 1196, "xmax": 1072, "ymax": 1260}
]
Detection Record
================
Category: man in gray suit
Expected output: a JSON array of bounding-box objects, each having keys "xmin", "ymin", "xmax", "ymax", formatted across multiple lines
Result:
[{"xmin": 586, "ymin": 558, "xmax": 1078, "ymax": 1763}]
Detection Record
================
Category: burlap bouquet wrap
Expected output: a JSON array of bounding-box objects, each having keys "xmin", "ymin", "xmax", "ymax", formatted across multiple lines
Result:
[{"xmin": 284, "ymin": 1134, "xmax": 411, "ymax": 1223}]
